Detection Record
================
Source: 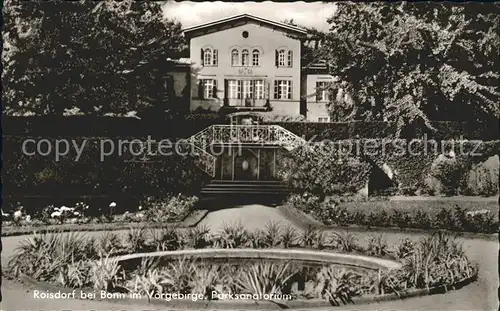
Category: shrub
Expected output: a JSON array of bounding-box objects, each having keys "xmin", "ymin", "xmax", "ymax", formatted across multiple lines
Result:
[
  {"xmin": 126, "ymin": 226, "xmax": 149, "ymax": 253},
  {"xmin": 366, "ymin": 235, "xmax": 390, "ymax": 258},
  {"xmin": 8, "ymin": 231, "xmax": 90, "ymax": 282},
  {"xmin": 213, "ymin": 222, "xmax": 249, "ymax": 249},
  {"xmin": 426, "ymin": 154, "xmax": 467, "ymax": 196},
  {"xmin": 183, "ymin": 225, "xmax": 213, "ymax": 249},
  {"xmin": 234, "ymin": 261, "xmax": 298, "ymax": 296},
  {"xmin": 395, "ymin": 238, "xmax": 416, "ymax": 259},
  {"xmin": 95, "ymin": 231, "xmax": 123, "ymax": 256},
  {"xmin": 89, "ymin": 251, "xmax": 123, "ymax": 292},
  {"xmin": 143, "ymin": 195, "xmax": 198, "ymax": 223},
  {"xmin": 300, "ymin": 225, "xmax": 322, "ymax": 249},
  {"xmin": 460, "ymin": 155, "xmax": 499, "ymax": 196},
  {"xmin": 263, "ymin": 221, "xmax": 283, "ymax": 248},
  {"xmin": 149, "ymin": 227, "xmax": 184, "ymax": 251},
  {"xmin": 312, "ymin": 266, "xmax": 367, "ymax": 305},
  {"xmin": 282, "ymin": 144, "xmax": 371, "ymax": 198},
  {"xmin": 281, "ymin": 224, "xmax": 299, "ymax": 248},
  {"xmin": 329, "ymin": 231, "xmax": 359, "ymax": 253}
]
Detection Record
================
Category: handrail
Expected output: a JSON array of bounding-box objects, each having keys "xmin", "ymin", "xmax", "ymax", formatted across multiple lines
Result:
[{"xmin": 186, "ymin": 124, "xmax": 306, "ymax": 176}]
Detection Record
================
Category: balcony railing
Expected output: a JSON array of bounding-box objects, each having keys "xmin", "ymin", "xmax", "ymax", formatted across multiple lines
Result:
[{"xmin": 188, "ymin": 125, "xmax": 305, "ymax": 151}]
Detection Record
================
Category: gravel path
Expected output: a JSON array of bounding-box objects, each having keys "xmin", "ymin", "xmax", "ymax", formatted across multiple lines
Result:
[{"xmin": 1, "ymin": 204, "xmax": 498, "ymax": 311}]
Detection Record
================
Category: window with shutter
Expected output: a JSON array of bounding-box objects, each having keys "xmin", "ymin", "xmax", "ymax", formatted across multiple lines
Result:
[
  {"xmin": 278, "ymin": 50, "xmax": 286, "ymax": 67},
  {"xmin": 275, "ymin": 50, "xmax": 279, "ymax": 67},
  {"xmin": 198, "ymin": 80, "xmax": 204, "ymax": 99},
  {"xmin": 200, "ymin": 49, "xmax": 204, "ymax": 66},
  {"xmin": 288, "ymin": 81, "xmax": 292, "ymax": 99},
  {"xmin": 287, "ymin": 51, "xmax": 293, "ymax": 67},
  {"xmin": 203, "ymin": 48, "xmax": 212, "ymax": 67},
  {"xmin": 213, "ymin": 49, "xmax": 218, "ymax": 66},
  {"xmin": 213, "ymin": 80, "xmax": 218, "ymax": 98}
]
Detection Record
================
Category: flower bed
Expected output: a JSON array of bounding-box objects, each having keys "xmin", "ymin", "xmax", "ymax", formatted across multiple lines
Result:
[
  {"xmin": 8, "ymin": 222, "xmax": 478, "ymax": 307},
  {"xmin": 284, "ymin": 194, "xmax": 499, "ymax": 234},
  {"xmin": 2, "ymin": 195, "xmax": 200, "ymax": 230}
]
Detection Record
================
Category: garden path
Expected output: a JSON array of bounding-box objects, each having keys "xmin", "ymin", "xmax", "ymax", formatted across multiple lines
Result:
[{"xmin": 198, "ymin": 204, "xmax": 298, "ymax": 232}]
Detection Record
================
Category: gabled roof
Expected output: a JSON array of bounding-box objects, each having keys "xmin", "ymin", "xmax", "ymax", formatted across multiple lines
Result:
[{"xmin": 183, "ymin": 14, "xmax": 308, "ymax": 38}]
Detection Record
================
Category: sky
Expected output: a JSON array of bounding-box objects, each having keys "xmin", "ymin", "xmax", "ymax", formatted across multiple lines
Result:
[{"xmin": 162, "ymin": 1, "xmax": 337, "ymax": 32}]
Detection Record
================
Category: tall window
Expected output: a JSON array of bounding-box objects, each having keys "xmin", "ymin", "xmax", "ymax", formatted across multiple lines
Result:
[
  {"xmin": 278, "ymin": 50, "xmax": 286, "ymax": 67},
  {"xmin": 201, "ymin": 79, "xmax": 217, "ymax": 99},
  {"xmin": 252, "ymin": 49, "xmax": 260, "ymax": 66},
  {"xmin": 203, "ymin": 48, "xmax": 212, "ymax": 66},
  {"xmin": 231, "ymin": 49, "xmax": 239, "ymax": 66},
  {"xmin": 202, "ymin": 48, "xmax": 217, "ymax": 66},
  {"xmin": 242, "ymin": 80, "xmax": 253, "ymax": 98},
  {"xmin": 316, "ymin": 82, "xmax": 329, "ymax": 102},
  {"xmin": 227, "ymin": 80, "xmax": 265, "ymax": 100},
  {"xmin": 212, "ymin": 49, "xmax": 218, "ymax": 66},
  {"xmin": 242, "ymin": 49, "xmax": 249, "ymax": 66},
  {"xmin": 255, "ymin": 80, "xmax": 264, "ymax": 99},
  {"xmin": 274, "ymin": 80, "xmax": 292, "ymax": 100},
  {"xmin": 228, "ymin": 80, "xmax": 239, "ymax": 99}
]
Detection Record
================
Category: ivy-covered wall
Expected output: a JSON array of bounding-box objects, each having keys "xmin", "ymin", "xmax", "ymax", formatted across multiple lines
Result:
[{"xmin": 278, "ymin": 139, "xmax": 499, "ymax": 197}]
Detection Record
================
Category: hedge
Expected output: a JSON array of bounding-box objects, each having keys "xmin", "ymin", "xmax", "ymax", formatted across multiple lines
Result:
[
  {"xmin": 3, "ymin": 116, "xmax": 499, "ymax": 140},
  {"xmin": 2, "ymin": 136, "xmax": 211, "ymax": 213},
  {"xmin": 279, "ymin": 140, "xmax": 499, "ymax": 197}
]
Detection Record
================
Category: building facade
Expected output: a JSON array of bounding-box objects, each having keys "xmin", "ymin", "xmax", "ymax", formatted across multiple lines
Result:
[{"xmin": 183, "ymin": 14, "xmax": 333, "ymax": 122}]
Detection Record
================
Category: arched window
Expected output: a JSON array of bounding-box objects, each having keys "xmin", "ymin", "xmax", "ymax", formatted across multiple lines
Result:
[
  {"xmin": 231, "ymin": 49, "xmax": 239, "ymax": 66},
  {"xmin": 203, "ymin": 48, "xmax": 212, "ymax": 66},
  {"xmin": 278, "ymin": 49, "xmax": 286, "ymax": 67},
  {"xmin": 252, "ymin": 49, "xmax": 260, "ymax": 66},
  {"xmin": 242, "ymin": 49, "xmax": 249, "ymax": 66}
]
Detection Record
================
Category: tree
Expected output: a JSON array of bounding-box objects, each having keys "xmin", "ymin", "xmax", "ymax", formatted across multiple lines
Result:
[
  {"xmin": 2, "ymin": 0, "xmax": 186, "ymax": 116},
  {"xmin": 312, "ymin": 2, "xmax": 500, "ymax": 135}
]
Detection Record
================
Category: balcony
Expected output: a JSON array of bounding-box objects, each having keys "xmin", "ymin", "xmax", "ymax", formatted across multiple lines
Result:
[
  {"xmin": 188, "ymin": 124, "xmax": 305, "ymax": 150},
  {"xmin": 222, "ymin": 98, "xmax": 271, "ymax": 113}
]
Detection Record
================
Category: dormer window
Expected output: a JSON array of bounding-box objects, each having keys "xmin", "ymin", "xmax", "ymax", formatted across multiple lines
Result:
[
  {"xmin": 242, "ymin": 49, "xmax": 249, "ymax": 66},
  {"xmin": 231, "ymin": 49, "xmax": 239, "ymax": 66},
  {"xmin": 201, "ymin": 48, "xmax": 218, "ymax": 67}
]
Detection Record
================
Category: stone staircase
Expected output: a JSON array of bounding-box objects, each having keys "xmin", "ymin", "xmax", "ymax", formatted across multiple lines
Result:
[{"xmin": 199, "ymin": 180, "xmax": 291, "ymax": 205}]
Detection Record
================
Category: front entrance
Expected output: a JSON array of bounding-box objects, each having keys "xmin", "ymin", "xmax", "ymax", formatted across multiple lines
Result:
[{"xmin": 234, "ymin": 149, "xmax": 258, "ymax": 180}]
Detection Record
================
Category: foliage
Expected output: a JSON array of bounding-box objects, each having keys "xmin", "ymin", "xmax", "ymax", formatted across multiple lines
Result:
[
  {"xmin": 8, "ymin": 231, "xmax": 91, "ymax": 281},
  {"xmin": 315, "ymin": 2, "xmax": 500, "ymax": 135},
  {"xmin": 281, "ymin": 224, "xmax": 300, "ymax": 248},
  {"xmin": 11, "ymin": 227, "xmax": 478, "ymax": 303},
  {"xmin": 213, "ymin": 222, "xmax": 250, "ymax": 249},
  {"xmin": 234, "ymin": 261, "xmax": 298, "ymax": 296},
  {"xmin": 183, "ymin": 225, "xmax": 213, "ymax": 249},
  {"xmin": 366, "ymin": 235, "xmax": 390, "ymax": 258},
  {"xmin": 149, "ymin": 227, "xmax": 184, "ymax": 251},
  {"xmin": 3, "ymin": 0, "xmax": 186, "ymax": 116},
  {"xmin": 381, "ymin": 232, "xmax": 476, "ymax": 293},
  {"xmin": 142, "ymin": 195, "xmax": 198, "ymax": 223},
  {"xmin": 126, "ymin": 226, "xmax": 149, "ymax": 253},
  {"xmin": 282, "ymin": 144, "xmax": 371, "ymax": 199},
  {"xmin": 312, "ymin": 266, "xmax": 368, "ymax": 305},
  {"xmin": 89, "ymin": 251, "xmax": 123, "ymax": 291},
  {"xmin": 263, "ymin": 221, "xmax": 283, "ymax": 248},
  {"xmin": 329, "ymin": 231, "xmax": 359, "ymax": 253},
  {"xmin": 290, "ymin": 197, "xmax": 499, "ymax": 234}
]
